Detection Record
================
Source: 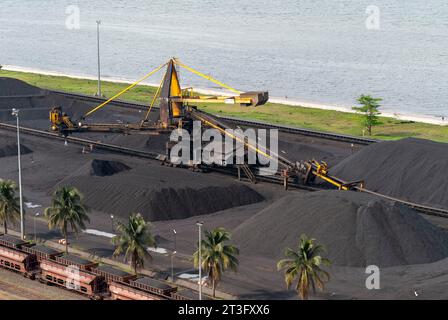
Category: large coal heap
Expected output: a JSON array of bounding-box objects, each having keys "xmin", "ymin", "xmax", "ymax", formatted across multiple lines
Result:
[
  {"xmin": 0, "ymin": 137, "xmax": 32, "ymax": 158},
  {"xmin": 54, "ymin": 162, "xmax": 264, "ymax": 221},
  {"xmin": 0, "ymin": 77, "xmax": 45, "ymax": 96},
  {"xmin": 330, "ymin": 138, "xmax": 448, "ymax": 209},
  {"xmin": 233, "ymin": 190, "xmax": 448, "ymax": 267},
  {"xmin": 89, "ymin": 159, "xmax": 131, "ymax": 177}
]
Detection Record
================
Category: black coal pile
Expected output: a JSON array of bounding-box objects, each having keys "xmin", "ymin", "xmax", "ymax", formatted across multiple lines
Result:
[
  {"xmin": 278, "ymin": 141, "xmax": 339, "ymax": 165},
  {"xmin": 232, "ymin": 190, "xmax": 448, "ymax": 267},
  {"xmin": 0, "ymin": 143, "xmax": 33, "ymax": 158},
  {"xmin": 0, "ymin": 77, "xmax": 45, "ymax": 96},
  {"xmin": 330, "ymin": 138, "xmax": 448, "ymax": 209},
  {"xmin": 0, "ymin": 78, "xmax": 95, "ymax": 127},
  {"xmin": 88, "ymin": 159, "xmax": 131, "ymax": 176},
  {"xmin": 54, "ymin": 162, "xmax": 264, "ymax": 221}
]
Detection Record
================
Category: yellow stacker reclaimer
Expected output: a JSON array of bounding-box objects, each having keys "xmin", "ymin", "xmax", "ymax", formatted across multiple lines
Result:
[{"xmin": 49, "ymin": 58, "xmax": 361, "ymax": 191}]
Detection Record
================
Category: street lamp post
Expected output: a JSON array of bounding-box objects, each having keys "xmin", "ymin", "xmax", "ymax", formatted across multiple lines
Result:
[
  {"xmin": 196, "ymin": 221, "xmax": 204, "ymax": 300},
  {"xmin": 34, "ymin": 212, "xmax": 40, "ymax": 242},
  {"xmin": 173, "ymin": 229, "xmax": 177, "ymax": 252},
  {"xmin": 96, "ymin": 20, "xmax": 102, "ymax": 97},
  {"xmin": 12, "ymin": 108, "xmax": 24, "ymax": 239},
  {"xmin": 171, "ymin": 229, "xmax": 177, "ymax": 283},
  {"xmin": 171, "ymin": 250, "xmax": 176, "ymax": 283},
  {"xmin": 110, "ymin": 214, "xmax": 114, "ymax": 233}
]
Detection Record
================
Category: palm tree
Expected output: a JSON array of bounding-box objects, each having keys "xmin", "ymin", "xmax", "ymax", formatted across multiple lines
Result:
[
  {"xmin": 112, "ymin": 213, "xmax": 156, "ymax": 275},
  {"xmin": 0, "ymin": 179, "xmax": 21, "ymax": 234},
  {"xmin": 193, "ymin": 227, "xmax": 239, "ymax": 297},
  {"xmin": 45, "ymin": 186, "xmax": 90, "ymax": 253},
  {"xmin": 277, "ymin": 234, "xmax": 330, "ymax": 300}
]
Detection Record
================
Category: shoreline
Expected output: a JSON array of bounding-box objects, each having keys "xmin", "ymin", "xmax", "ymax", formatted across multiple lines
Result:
[{"xmin": 2, "ymin": 64, "xmax": 447, "ymax": 126}]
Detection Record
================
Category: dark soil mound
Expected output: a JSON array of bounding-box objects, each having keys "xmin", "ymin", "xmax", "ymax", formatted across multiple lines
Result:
[
  {"xmin": 232, "ymin": 190, "xmax": 448, "ymax": 267},
  {"xmin": 89, "ymin": 159, "xmax": 131, "ymax": 176},
  {"xmin": 330, "ymin": 138, "xmax": 448, "ymax": 209},
  {"xmin": 0, "ymin": 142, "xmax": 32, "ymax": 158},
  {"xmin": 54, "ymin": 162, "xmax": 264, "ymax": 221},
  {"xmin": 0, "ymin": 78, "xmax": 45, "ymax": 96}
]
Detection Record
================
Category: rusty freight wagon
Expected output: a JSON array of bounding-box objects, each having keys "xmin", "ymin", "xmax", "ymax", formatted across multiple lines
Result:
[
  {"xmin": 109, "ymin": 281, "xmax": 167, "ymax": 300},
  {"xmin": 0, "ymin": 245, "xmax": 38, "ymax": 278},
  {"xmin": 128, "ymin": 276, "xmax": 177, "ymax": 297},
  {"xmin": 0, "ymin": 234, "xmax": 29, "ymax": 249},
  {"xmin": 40, "ymin": 259, "xmax": 106, "ymax": 299},
  {"xmin": 54, "ymin": 254, "xmax": 98, "ymax": 271},
  {"xmin": 91, "ymin": 265, "xmax": 136, "ymax": 285},
  {"xmin": 21, "ymin": 244, "xmax": 63, "ymax": 262}
]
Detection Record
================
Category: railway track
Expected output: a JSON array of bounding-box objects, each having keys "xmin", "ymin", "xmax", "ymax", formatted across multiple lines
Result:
[
  {"xmin": 49, "ymin": 90, "xmax": 377, "ymax": 145},
  {"xmin": 1, "ymin": 121, "xmax": 447, "ymax": 218}
]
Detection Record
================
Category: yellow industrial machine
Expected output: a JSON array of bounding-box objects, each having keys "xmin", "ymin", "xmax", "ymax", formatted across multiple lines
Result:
[
  {"xmin": 50, "ymin": 58, "xmax": 268, "ymax": 135},
  {"xmin": 49, "ymin": 57, "xmax": 360, "ymax": 191},
  {"xmin": 49, "ymin": 106, "xmax": 162, "ymax": 134},
  {"xmin": 49, "ymin": 106, "xmax": 76, "ymax": 132},
  {"xmin": 299, "ymin": 160, "xmax": 364, "ymax": 191}
]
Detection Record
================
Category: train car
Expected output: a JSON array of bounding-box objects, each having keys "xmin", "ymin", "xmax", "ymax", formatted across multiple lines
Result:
[
  {"xmin": 109, "ymin": 281, "xmax": 167, "ymax": 300},
  {"xmin": 0, "ymin": 235, "xmax": 212, "ymax": 301},
  {"xmin": 91, "ymin": 264, "xmax": 137, "ymax": 285},
  {"xmin": 128, "ymin": 276, "xmax": 177, "ymax": 297},
  {"xmin": 171, "ymin": 288, "xmax": 212, "ymax": 300},
  {"xmin": 39, "ymin": 259, "xmax": 106, "ymax": 299},
  {"xmin": 21, "ymin": 244, "xmax": 63, "ymax": 262},
  {"xmin": 0, "ymin": 233, "xmax": 30, "ymax": 249},
  {"xmin": 54, "ymin": 254, "xmax": 98, "ymax": 271},
  {"xmin": 0, "ymin": 245, "xmax": 38, "ymax": 279}
]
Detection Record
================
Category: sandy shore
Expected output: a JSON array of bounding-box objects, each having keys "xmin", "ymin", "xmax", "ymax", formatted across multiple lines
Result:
[{"xmin": 2, "ymin": 64, "xmax": 447, "ymax": 126}]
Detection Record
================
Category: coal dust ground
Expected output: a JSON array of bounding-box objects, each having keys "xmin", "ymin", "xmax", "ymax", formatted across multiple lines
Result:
[{"xmin": 1, "ymin": 78, "xmax": 448, "ymax": 300}]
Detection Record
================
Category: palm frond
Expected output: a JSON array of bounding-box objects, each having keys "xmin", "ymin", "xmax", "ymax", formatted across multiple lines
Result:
[{"xmin": 277, "ymin": 234, "xmax": 331, "ymax": 300}]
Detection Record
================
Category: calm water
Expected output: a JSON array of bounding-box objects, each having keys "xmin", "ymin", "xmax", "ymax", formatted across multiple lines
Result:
[{"xmin": 1, "ymin": 0, "xmax": 448, "ymax": 117}]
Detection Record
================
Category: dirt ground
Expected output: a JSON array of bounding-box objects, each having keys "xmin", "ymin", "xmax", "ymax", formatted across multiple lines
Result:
[
  {"xmin": 0, "ymin": 268, "xmax": 85, "ymax": 300},
  {"xmin": 1, "ymin": 131, "xmax": 448, "ymax": 300},
  {"xmin": 1, "ymin": 89, "xmax": 448, "ymax": 300}
]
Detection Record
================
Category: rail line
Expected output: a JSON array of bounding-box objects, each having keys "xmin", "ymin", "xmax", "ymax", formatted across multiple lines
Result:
[
  {"xmin": 1, "ymin": 121, "xmax": 447, "ymax": 218},
  {"xmin": 49, "ymin": 90, "xmax": 377, "ymax": 145}
]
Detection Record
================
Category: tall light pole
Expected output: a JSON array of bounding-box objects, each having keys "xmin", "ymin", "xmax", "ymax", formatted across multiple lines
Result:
[
  {"xmin": 12, "ymin": 108, "xmax": 24, "ymax": 239},
  {"xmin": 171, "ymin": 229, "xmax": 177, "ymax": 283},
  {"xmin": 96, "ymin": 20, "xmax": 102, "ymax": 97},
  {"xmin": 110, "ymin": 214, "xmax": 114, "ymax": 233},
  {"xmin": 173, "ymin": 229, "xmax": 177, "ymax": 252},
  {"xmin": 171, "ymin": 250, "xmax": 176, "ymax": 283},
  {"xmin": 34, "ymin": 212, "xmax": 40, "ymax": 242},
  {"xmin": 196, "ymin": 221, "xmax": 204, "ymax": 300}
]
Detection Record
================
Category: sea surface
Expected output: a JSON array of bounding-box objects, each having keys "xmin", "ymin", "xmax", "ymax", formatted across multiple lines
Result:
[{"xmin": 1, "ymin": 0, "xmax": 447, "ymax": 117}]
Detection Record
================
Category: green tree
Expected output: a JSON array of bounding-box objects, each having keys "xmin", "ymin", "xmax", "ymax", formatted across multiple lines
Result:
[
  {"xmin": 277, "ymin": 234, "xmax": 330, "ymax": 300},
  {"xmin": 352, "ymin": 94, "xmax": 382, "ymax": 136},
  {"xmin": 112, "ymin": 213, "xmax": 156, "ymax": 275},
  {"xmin": 193, "ymin": 227, "xmax": 239, "ymax": 297},
  {"xmin": 0, "ymin": 179, "xmax": 21, "ymax": 234},
  {"xmin": 45, "ymin": 186, "xmax": 90, "ymax": 253}
]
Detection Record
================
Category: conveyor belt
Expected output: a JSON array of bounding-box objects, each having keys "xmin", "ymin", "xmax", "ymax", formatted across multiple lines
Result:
[{"xmin": 49, "ymin": 90, "xmax": 377, "ymax": 145}]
